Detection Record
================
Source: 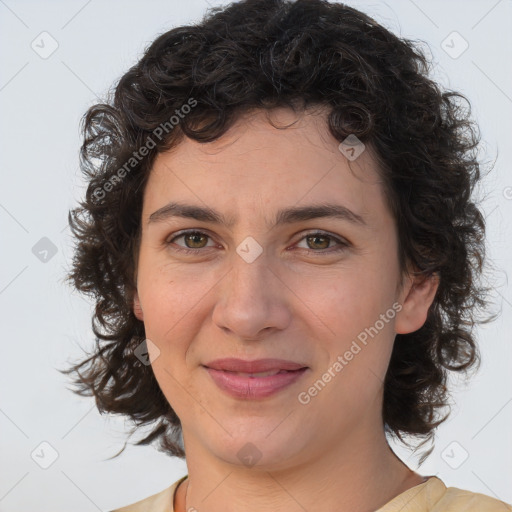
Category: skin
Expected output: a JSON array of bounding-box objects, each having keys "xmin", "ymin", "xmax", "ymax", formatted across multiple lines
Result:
[{"xmin": 133, "ymin": 107, "xmax": 439, "ymax": 512}]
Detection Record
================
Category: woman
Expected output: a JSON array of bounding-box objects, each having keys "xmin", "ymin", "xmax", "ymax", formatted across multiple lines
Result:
[{"xmin": 63, "ymin": 0, "xmax": 512, "ymax": 510}]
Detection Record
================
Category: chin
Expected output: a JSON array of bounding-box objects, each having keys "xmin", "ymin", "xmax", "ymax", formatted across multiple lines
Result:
[{"xmin": 205, "ymin": 427, "xmax": 309, "ymax": 472}]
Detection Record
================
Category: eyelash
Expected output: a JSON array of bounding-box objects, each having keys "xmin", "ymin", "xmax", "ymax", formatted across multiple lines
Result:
[{"xmin": 166, "ymin": 230, "xmax": 349, "ymax": 256}]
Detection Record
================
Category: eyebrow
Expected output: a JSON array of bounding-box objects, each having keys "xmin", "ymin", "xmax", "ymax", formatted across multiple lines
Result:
[{"xmin": 148, "ymin": 201, "xmax": 367, "ymax": 229}]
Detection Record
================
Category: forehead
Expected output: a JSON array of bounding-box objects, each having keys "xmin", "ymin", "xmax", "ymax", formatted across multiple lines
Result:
[{"xmin": 143, "ymin": 108, "xmax": 390, "ymax": 231}]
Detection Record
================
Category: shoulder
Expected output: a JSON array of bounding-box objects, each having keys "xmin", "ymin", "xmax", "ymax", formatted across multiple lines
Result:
[
  {"xmin": 377, "ymin": 476, "xmax": 512, "ymax": 512},
  {"xmin": 109, "ymin": 475, "xmax": 187, "ymax": 512},
  {"xmin": 434, "ymin": 485, "xmax": 512, "ymax": 511}
]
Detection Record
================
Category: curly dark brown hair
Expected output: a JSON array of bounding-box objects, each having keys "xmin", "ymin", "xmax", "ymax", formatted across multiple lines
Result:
[{"xmin": 62, "ymin": 0, "xmax": 493, "ymax": 463}]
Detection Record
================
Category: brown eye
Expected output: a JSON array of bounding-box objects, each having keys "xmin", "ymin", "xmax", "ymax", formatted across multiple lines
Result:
[
  {"xmin": 295, "ymin": 231, "xmax": 349, "ymax": 254},
  {"xmin": 306, "ymin": 234, "xmax": 331, "ymax": 250},
  {"xmin": 183, "ymin": 232, "xmax": 209, "ymax": 249},
  {"xmin": 167, "ymin": 230, "xmax": 215, "ymax": 253}
]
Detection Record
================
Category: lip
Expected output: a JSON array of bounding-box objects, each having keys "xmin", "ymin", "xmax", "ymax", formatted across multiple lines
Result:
[
  {"xmin": 204, "ymin": 358, "xmax": 307, "ymax": 373},
  {"xmin": 203, "ymin": 358, "xmax": 309, "ymax": 400}
]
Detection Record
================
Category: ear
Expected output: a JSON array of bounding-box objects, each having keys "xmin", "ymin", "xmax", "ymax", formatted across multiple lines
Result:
[
  {"xmin": 133, "ymin": 290, "xmax": 144, "ymax": 321},
  {"xmin": 395, "ymin": 272, "xmax": 439, "ymax": 334}
]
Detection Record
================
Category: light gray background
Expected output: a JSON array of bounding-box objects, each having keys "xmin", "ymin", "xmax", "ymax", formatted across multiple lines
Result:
[{"xmin": 1, "ymin": 0, "xmax": 511, "ymax": 510}]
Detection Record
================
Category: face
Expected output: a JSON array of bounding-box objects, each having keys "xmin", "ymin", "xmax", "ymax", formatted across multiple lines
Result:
[{"xmin": 133, "ymin": 107, "xmax": 437, "ymax": 470}]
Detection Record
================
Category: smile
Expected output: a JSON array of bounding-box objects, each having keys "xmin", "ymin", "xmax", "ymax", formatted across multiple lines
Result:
[{"xmin": 204, "ymin": 367, "xmax": 309, "ymax": 399}]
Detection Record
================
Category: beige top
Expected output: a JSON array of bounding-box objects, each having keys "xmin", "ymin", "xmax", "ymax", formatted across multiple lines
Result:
[{"xmin": 111, "ymin": 475, "xmax": 512, "ymax": 511}]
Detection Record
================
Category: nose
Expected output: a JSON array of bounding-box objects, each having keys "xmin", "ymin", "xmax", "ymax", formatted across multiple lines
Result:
[{"xmin": 211, "ymin": 252, "xmax": 292, "ymax": 341}]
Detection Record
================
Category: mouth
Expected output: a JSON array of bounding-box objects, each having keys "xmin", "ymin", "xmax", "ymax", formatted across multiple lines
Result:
[
  {"xmin": 203, "ymin": 357, "xmax": 308, "ymax": 373},
  {"xmin": 202, "ymin": 359, "xmax": 309, "ymax": 399},
  {"xmin": 212, "ymin": 369, "xmax": 296, "ymax": 377}
]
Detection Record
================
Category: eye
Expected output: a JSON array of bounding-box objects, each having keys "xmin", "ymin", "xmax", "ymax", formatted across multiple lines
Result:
[
  {"xmin": 166, "ymin": 229, "xmax": 349, "ymax": 256},
  {"xmin": 294, "ymin": 231, "xmax": 349, "ymax": 253},
  {"xmin": 167, "ymin": 230, "xmax": 217, "ymax": 254}
]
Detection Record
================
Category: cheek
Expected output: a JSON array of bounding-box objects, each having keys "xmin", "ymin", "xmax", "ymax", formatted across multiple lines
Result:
[
  {"xmin": 309, "ymin": 277, "xmax": 397, "ymax": 420},
  {"xmin": 137, "ymin": 257, "xmax": 216, "ymax": 339},
  {"xmin": 311, "ymin": 269, "xmax": 390, "ymax": 340},
  {"xmin": 309, "ymin": 264, "xmax": 399, "ymax": 380}
]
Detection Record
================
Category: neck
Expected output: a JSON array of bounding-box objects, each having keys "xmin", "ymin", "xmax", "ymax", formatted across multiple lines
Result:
[{"xmin": 175, "ymin": 421, "xmax": 424, "ymax": 512}]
